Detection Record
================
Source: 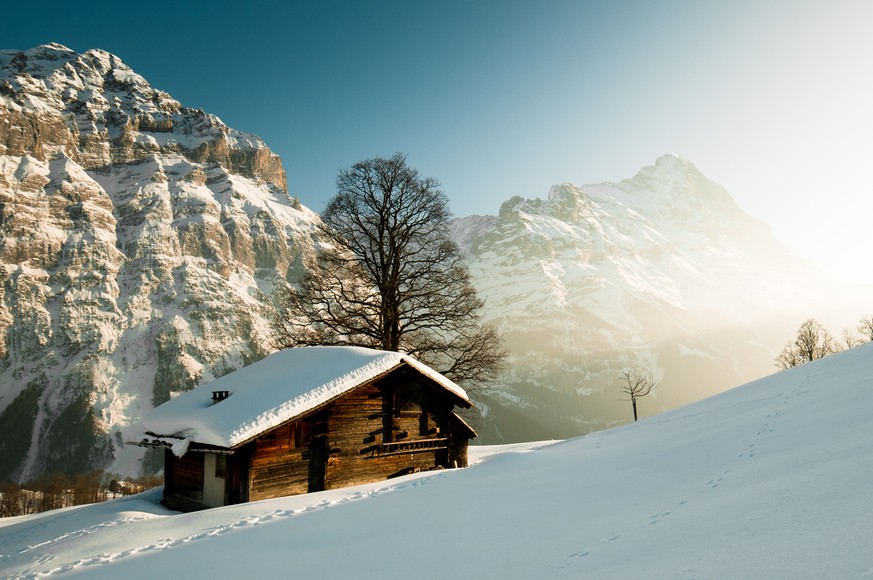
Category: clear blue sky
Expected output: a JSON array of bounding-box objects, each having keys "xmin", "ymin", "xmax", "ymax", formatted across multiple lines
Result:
[{"xmin": 6, "ymin": 0, "xmax": 873, "ymax": 284}]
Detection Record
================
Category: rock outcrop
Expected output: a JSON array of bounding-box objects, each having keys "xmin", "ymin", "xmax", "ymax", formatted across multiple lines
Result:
[{"xmin": 0, "ymin": 44, "xmax": 322, "ymax": 481}]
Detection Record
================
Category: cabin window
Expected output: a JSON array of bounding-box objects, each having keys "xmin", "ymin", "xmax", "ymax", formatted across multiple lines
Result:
[
  {"xmin": 394, "ymin": 382, "xmax": 430, "ymax": 436},
  {"xmin": 292, "ymin": 421, "xmax": 312, "ymax": 448},
  {"xmin": 395, "ymin": 383, "xmax": 422, "ymax": 416},
  {"xmin": 215, "ymin": 454, "xmax": 227, "ymax": 478}
]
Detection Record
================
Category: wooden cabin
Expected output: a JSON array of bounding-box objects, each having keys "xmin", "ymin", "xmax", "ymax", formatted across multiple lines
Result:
[{"xmin": 132, "ymin": 346, "xmax": 476, "ymax": 511}]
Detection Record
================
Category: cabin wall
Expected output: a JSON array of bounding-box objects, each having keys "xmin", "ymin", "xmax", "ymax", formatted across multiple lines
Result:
[
  {"xmin": 447, "ymin": 419, "xmax": 471, "ymax": 468},
  {"xmin": 324, "ymin": 382, "xmax": 416, "ymax": 489},
  {"xmin": 175, "ymin": 367, "xmax": 475, "ymax": 507},
  {"xmin": 226, "ymin": 450, "xmax": 250, "ymax": 505},
  {"xmin": 323, "ymin": 377, "xmax": 460, "ymax": 491},
  {"xmin": 161, "ymin": 447, "xmax": 250, "ymax": 511},
  {"xmin": 202, "ymin": 454, "xmax": 225, "ymax": 508},
  {"xmin": 242, "ymin": 375, "xmax": 467, "ymax": 502},
  {"xmin": 163, "ymin": 450, "xmax": 205, "ymax": 511},
  {"xmin": 248, "ymin": 424, "xmax": 309, "ymax": 502}
]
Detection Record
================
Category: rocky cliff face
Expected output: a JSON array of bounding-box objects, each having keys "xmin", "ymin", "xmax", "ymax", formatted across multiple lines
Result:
[
  {"xmin": 454, "ymin": 155, "xmax": 848, "ymax": 441},
  {"xmin": 0, "ymin": 44, "xmax": 322, "ymax": 482}
]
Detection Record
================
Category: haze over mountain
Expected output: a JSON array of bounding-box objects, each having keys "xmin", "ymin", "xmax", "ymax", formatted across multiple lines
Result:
[
  {"xmin": 0, "ymin": 44, "xmax": 864, "ymax": 484},
  {"xmin": 453, "ymin": 155, "xmax": 860, "ymax": 440}
]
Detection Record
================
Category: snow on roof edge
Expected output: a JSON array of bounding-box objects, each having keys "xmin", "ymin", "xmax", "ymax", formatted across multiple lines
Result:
[
  {"xmin": 224, "ymin": 350, "xmax": 470, "ymax": 448},
  {"xmin": 399, "ymin": 354, "xmax": 470, "ymax": 405},
  {"xmin": 133, "ymin": 347, "xmax": 471, "ymax": 452}
]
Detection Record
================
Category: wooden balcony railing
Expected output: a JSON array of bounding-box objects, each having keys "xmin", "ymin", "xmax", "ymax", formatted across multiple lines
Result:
[{"xmin": 379, "ymin": 437, "xmax": 447, "ymax": 456}]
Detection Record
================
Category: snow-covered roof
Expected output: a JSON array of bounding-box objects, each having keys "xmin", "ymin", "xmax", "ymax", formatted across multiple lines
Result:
[{"xmin": 132, "ymin": 346, "xmax": 470, "ymax": 456}]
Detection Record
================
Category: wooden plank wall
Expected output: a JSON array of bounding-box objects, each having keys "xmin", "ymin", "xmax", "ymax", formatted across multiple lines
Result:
[
  {"xmin": 447, "ymin": 418, "xmax": 471, "ymax": 468},
  {"xmin": 226, "ymin": 451, "xmax": 250, "ymax": 504},
  {"xmin": 249, "ymin": 424, "xmax": 309, "ymax": 501},
  {"xmin": 324, "ymin": 379, "xmax": 449, "ymax": 490},
  {"xmin": 164, "ymin": 451, "xmax": 204, "ymax": 503},
  {"xmin": 243, "ymin": 370, "xmax": 471, "ymax": 502}
]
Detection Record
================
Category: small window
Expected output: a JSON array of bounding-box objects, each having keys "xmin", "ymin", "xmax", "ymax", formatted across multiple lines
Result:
[
  {"xmin": 215, "ymin": 454, "xmax": 227, "ymax": 478},
  {"xmin": 395, "ymin": 383, "xmax": 422, "ymax": 417},
  {"xmin": 292, "ymin": 422, "xmax": 312, "ymax": 448}
]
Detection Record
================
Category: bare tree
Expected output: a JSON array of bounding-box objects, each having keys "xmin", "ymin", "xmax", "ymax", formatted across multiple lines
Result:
[
  {"xmin": 841, "ymin": 327, "xmax": 863, "ymax": 350},
  {"xmin": 774, "ymin": 341, "xmax": 800, "ymax": 370},
  {"xmin": 618, "ymin": 369, "xmax": 660, "ymax": 422},
  {"xmin": 775, "ymin": 319, "xmax": 839, "ymax": 369},
  {"xmin": 274, "ymin": 153, "xmax": 505, "ymax": 388},
  {"xmin": 859, "ymin": 315, "xmax": 873, "ymax": 342}
]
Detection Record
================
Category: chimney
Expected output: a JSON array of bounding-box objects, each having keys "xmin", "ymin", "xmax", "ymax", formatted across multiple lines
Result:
[{"xmin": 212, "ymin": 390, "xmax": 230, "ymax": 404}]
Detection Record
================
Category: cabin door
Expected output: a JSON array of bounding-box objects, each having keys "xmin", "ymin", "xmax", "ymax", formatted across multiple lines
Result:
[
  {"xmin": 308, "ymin": 436, "xmax": 328, "ymax": 492},
  {"xmin": 226, "ymin": 454, "xmax": 249, "ymax": 504}
]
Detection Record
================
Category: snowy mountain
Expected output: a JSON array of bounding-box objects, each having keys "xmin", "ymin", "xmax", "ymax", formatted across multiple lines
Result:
[
  {"xmin": 0, "ymin": 44, "xmax": 324, "ymax": 482},
  {"xmin": 453, "ymin": 155, "xmax": 856, "ymax": 441},
  {"xmin": 3, "ymin": 342, "xmax": 871, "ymax": 578},
  {"xmin": 0, "ymin": 43, "xmax": 861, "ymax": 484}
]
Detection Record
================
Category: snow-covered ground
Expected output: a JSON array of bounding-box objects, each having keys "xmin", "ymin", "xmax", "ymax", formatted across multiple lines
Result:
[{"xmin": 2, "ymin": 343, "xmax": 872, "ymax": 578}]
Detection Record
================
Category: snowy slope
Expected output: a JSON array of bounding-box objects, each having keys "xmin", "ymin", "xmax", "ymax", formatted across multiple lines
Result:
[{"xmin": 2, "ymin": 343, "xmax": 871, "ymax": 579}]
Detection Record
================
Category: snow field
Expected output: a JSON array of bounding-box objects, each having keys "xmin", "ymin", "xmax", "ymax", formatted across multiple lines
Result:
[{"xmin": 1, "ymin": 343, "xmax": 871, "ymax": 578}]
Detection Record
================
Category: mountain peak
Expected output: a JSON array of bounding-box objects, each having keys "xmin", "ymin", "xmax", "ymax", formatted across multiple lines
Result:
[
  {"xmin": 454, "ymin": 155, "xmax": 836, "ymax": 445},
  {"xmin": 1, "ymin": 43, "xmax": 78, "ymax": 76},
  {"xmin": 34, "ymin": 42, "xmax": 75, "ymax": 54},
  {"xmin": 547, "ymin": 182, "xmax": 583, "ymax": 199},
  {"xmin": 656, "ymin": 152, "xmax": 687, "ymax": 164},
  {"xmin": 619, "ymin": 154, "xmax": 741, "ymax": 213},
  {"xmin": 0, "ymin": 44, "xmax": 287, "ymax": 191},
  {"xmin": 636, "ymin": 153, "xmax": 705, "ymax": 181}
]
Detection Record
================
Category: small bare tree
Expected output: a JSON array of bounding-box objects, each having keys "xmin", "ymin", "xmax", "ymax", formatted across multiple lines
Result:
[
  {"xmin": 775, "ymin": 319, "xmax": 838, "ymax": 370},
  {"xmin": 618, "ymin": 369, "xmax": 660, "ymax": 422},
  {"xmin": 859, "ymin": 315, "xmax": 873, "ymax": 342},
  {"xmin": 842, "ymin": 327, "xmax": 862, "ymax": 350}
]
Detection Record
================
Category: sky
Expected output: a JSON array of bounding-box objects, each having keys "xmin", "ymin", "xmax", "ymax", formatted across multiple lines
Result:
[{"xmin": 5, "ymin": 0, "xmax": 873, "ymax": 284}]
